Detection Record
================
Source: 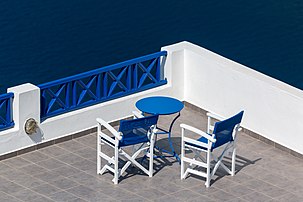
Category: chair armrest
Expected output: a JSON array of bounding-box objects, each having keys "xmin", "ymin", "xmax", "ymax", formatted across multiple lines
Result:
[
  {"xmin": 96, "ymin": 118, "xmax": 122, "ymax": 140},
  {"xmin": 180, "ymin": 124, "xmax": 216, "ymax": 143},
  {"xmin": 132, "ymin": 111, "xmax": 144, "ymax": 119},
  {"xmin": 206, "ymin": 112, "xmax": 224, "ymax": 121}
]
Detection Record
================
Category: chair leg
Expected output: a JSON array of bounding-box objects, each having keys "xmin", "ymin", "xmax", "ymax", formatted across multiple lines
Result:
[
  {"xmin": 97, "ymin": 129, "xmax": 101, "ymax": 175},
  {"xmin": 97, "ymin": 153, "xmax": 102, "ymax": 175},
  {"xmin": 149, "ymin": 141, "xmax": 154, "ymax": 177},
  {"xmin": 180, "ymin": 128, "xmax": 185, "ymax": 180},
  {"xmin": 113, "ymin": 146, "xmax": 119, "ymax": 185},
  {"xmin": 205, "ymin": 150, "xmax": 211, "ymax": 188},
  {"xmin": 231, "ymin": 147, "xmax": 236, "ymax": 176}
]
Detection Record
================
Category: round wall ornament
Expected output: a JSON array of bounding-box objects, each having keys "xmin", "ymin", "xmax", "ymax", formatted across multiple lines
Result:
[{"xmin": 24, "ymin": 118, "xmax": 38, "ymax": 135}]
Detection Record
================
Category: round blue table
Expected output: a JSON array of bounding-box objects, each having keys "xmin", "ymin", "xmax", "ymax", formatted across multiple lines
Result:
[{"xmin": 136, "ymin": 96, "xmax": 184, "ymax": 162}]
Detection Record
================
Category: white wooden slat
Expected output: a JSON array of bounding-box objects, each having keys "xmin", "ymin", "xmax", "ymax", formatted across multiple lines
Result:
[
  {"xmin": 186, "ymin": 168, "xmax": 207, "ymax": 178},
  {"xmin": 182, "ymin": 156, "xmax": 207, "ymax": 168},
  {"xmin": 184, "ymin": 137, "xmax": 211, "ymax": 149}
]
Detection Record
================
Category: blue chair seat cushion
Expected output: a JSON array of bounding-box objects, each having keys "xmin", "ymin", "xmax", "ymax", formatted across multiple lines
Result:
[{"xmin": 119, "ymin": 128, "xmax": 149, "ymax": 148}]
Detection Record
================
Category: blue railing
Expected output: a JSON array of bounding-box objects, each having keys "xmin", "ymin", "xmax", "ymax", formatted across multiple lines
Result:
[
  {"xmin": 39, "ymin": 51, "xmax": 167, "ymax": 120},
  {"xmin": 0, "ymin": 93, "xmax": 14, "ymax": 131}
]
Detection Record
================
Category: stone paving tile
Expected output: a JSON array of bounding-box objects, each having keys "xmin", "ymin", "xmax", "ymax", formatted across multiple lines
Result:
[
  {"xmin": 120, "ymin": 196, "xmax": 148, "ymax": 202},
  {"xmin": 0, "ymin": 162, "xmax": 14, "ymax": 174},
  {"xmin": 68, "ymin": 171, "xmax": 97, "ymax": 185},
  {"xmin": 70, "ymin": 159, "xmax": 96, "ymax": 174},
  {"xmin": 31, "ymin": 183, "xmax": 61, "ymax": 197},
  {"xmin": 20, "ymin": 151, "xmax": 50, "ymax": 162},
  {"xmin": 1, "ymin": 106, "xmax": 303, "ymax": 201},
  {"xmin": 274, "ymin": 192, "xmax": 303, "ymax": 202},
  {"xmin": 31, "ymin": 196, "xmax": 55, "ymax": 202},
  {"xmin": 172, "ymin": 189, "xmax": 201, "ymax": 201},
  {"xmin": 134, "ymin": 188, "xmax": 167, "ymax": 200},
  {"xmin": 226, "ymin": 198, "xmax": 249, "ymax": 202},
  {"xmin": 52, "ymin": 165, "xmax": 82, "ymax": 177},
  {"xmin": 33, "ymin": 170, "xmax": 62, "ymax": 182},
  {"xmin": 0, "ymin": 181, "xmax": 25, "ymax": 195},
  {"xmin": 153, "ymin": 194, "xmax": 182, "ymax": 202},
  {"xmin": 223, "ymin": 184, "xmax": 255, "ymax": 198},
  {"xmin": 36, "ymin": 158, "xmax": 68, "ymax": 170},
  {"xmin": 55, "ymin": 153, "xmax": 86, "ymax": 165},
  {"xmin": 206, "ymin": 189, "xmax": 237, "ymax": 201},
  {"xmin": 18, "ymin": 163, "xmax": 49, "ymax": 176},
  {"xmin": 57, "ymin": 140, "xmax": 87, "ymax": 152},
  {"xmin": 186, "ymin": 195, "xmax": 216, "ymax": 202},
  {"xmin": 0, "ymin": 191, "xmax": 22, "ymax": 202},
  {"xmin": 74, "ymin": 134, "xmax": 96, "ymax": 149},
  {"xmin": 240, "ymin": 191, "xmax": 272, "ymax": 202},
  {"xmin": 151, "ymin": 182, "xmax": 184, "ymax": 194},
  {"xmin": 73, "ymin": 147, "xmax": 96, "ymax": 162},
  {"xmin": 49, "ymin": 191, "xmax": 84, "ymax": 202},
  {"xmin": 39, "ymin": 145, "xmax": 71, "ymax": 157},
  {"xmin": 259, "ymin": 184, "xmax": 290, "ymax": 198},
  {"xmin": 190, "ymin": 185, "xmax": 220, "ymax": 197},
  {"xmin": 0, "ymin": 169, "xmax": 24, "ymax": 181},
  {"xmin": 8, "ymin": 173, "xmax": 45, "ymax": 188},
  {"xmin": 2, "ymin": 156, "xmax": 32, "ymax": 168},
  {"xmin": 11, "ymin": 188, "xmax": 45, "ymax": 201},
  {"xmin": 66, "ymin": 185, "xmax": 103, "ymax": 200},
  {"xmin": 48, "ymin": 176, "xmax": 80, "ymax": 190}
]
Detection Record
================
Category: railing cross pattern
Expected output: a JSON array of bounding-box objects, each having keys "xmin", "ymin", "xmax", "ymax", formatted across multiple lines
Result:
[
  {"xmin": 0, "ymin": 93, "xmax": 14, "ymax": 130},
  {"xmin": 45, "ymin": 84, "xmax": 66, "ymax": 113},
  {"xmin": 0, "ymin": 100, "xmax": 6, "ymax": 124},
  {"xmin": 38, "ymin": 51, "xmax": 167, "ymax": 120},
  {"xmin": 0, "ymin": 115, "xmax": 7, "ymax": 125},
  {"xmin": 0, "ymin": 100, "xmax": 5, "ymax": 110},
  {"xmin": 76, "ymin": 76, "xmax": 98, "ymax": 105},
  {"xmin": 107, "ymin": 67, "xmax": 128, "ymax": 96},
  {"xmin": 138, "ymin": 58, "xmax": 158, "ymax": 88}
]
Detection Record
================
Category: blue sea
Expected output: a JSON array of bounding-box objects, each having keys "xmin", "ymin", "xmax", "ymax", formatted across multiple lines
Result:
[{"xmin": 0, "ymin": 0, "xmax": 302, "ymax": 93}]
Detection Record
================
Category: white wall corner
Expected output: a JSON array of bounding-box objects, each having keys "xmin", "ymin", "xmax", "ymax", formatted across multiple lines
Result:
[
  {"xmin": 7, "ymin": 83, "xmax": 40, "ymax": 133},
  {"xmin": 161, "ymin": 45, "xmax": 185, "ymax": 101}
]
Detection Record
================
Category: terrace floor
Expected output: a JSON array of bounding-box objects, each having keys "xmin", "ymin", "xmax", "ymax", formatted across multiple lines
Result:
[{"xmin": 0, "ymin": 106, "xmax": 303, "ymax": 202}]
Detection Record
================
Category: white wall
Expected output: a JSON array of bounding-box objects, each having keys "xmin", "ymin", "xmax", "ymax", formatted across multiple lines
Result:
[
  {"xmin": 181, "ymin": 41, "xmax": 303, "ymax": 155},
  {"xmin": 1, "ymin": 41, "xmax": 303, "ymax": 156}
]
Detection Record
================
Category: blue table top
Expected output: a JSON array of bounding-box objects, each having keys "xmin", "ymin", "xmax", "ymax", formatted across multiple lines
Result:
[{"xmin": 136, "ymin": 96, "xmax": 184, "ymax": 115}]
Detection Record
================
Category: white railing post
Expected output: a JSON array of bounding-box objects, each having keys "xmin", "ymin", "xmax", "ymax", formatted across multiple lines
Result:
[{"xmin": 7, "ymin": 83, "xmax": 41, "ymax": 138}]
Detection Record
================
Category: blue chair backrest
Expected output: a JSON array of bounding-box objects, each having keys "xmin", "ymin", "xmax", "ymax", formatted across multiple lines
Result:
[
  {"xmin": 119, "ymin": 115, "xmax": 159, "ymax": 134},
  {"xmin": 212, "ymin": 111, "xmax": 244, "ymax": 149}
]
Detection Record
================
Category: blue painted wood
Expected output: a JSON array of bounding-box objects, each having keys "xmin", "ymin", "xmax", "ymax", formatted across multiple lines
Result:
[
  {"xmin": 0, "ymin": 92, "xmax": 14, "ymax": 131},
  {"xmin": 39, "ymin": 51, "xmax": 167, "ymax": 120},
  {"xmin": 136, "ymin": 96, "xmax": 184, "ymax": 115}
]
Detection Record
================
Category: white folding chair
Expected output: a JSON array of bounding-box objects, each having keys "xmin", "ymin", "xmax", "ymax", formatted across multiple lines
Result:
[
  {"xmin": 180, "ymin": 111, "xmax": 244, "ymax": 187},
  {"xmin": 97, "ymin": 112, "xmax": 159, "ymax": 184}
]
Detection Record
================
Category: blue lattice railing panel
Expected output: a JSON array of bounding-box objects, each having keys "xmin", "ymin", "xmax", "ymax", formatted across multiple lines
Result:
[
  {"xmin": 0, "ymin": 93, "xmax": 14, "ymax": 131},
  {"xmin": 39, "ymin": 51, "xmax": 167, "ymax": 120}
]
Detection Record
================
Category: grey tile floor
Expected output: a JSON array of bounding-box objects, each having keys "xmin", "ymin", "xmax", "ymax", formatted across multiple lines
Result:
[{"xmin": 0, "ymin": 106, "xmax": 303, "ymax": 201}]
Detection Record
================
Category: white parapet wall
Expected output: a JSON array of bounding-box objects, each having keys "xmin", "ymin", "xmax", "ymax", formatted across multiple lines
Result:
[
  {"xmin": 178, "ymin": 41, "xmax": 303, "ymax": 155},
  {"xmin": 0, "ymin": 46, "xmax": 185, "ymax": 155},
  {"xmin": 0, "ymin": 41, "xmax": 302, "ymax": 156}
]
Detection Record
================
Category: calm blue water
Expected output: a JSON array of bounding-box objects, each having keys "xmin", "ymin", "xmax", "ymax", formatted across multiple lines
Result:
[{"xmin": 0, "ymin": 0, "xmax": 303, "ymax": 93}]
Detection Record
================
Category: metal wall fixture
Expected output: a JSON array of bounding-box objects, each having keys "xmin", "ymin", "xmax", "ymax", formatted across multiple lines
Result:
[{"xmin": 24, "ymin": 118, "xmax": 38, "ymax": 135}]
